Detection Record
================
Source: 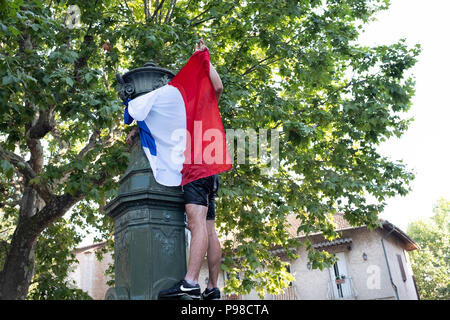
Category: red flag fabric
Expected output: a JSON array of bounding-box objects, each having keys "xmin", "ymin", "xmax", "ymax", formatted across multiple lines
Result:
[{"xmin": 169, "ymin": 49, "xmax": 232, "ymax": 185}]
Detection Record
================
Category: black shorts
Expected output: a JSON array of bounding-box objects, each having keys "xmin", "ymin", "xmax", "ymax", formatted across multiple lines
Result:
[{"xmin": 182, "ymin": 174, "xmax": 219, "ymax": 220}]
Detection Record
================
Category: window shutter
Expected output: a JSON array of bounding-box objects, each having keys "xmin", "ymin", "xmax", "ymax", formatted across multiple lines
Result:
[{"xmin": 397, "ymin": 254, "xmax": 407, "ymax": 282}]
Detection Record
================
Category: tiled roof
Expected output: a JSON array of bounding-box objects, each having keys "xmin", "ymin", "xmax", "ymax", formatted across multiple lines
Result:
[
  {"xmin": 380, "ymin": 219, "xmax": 419, "ymax": 251},
  {"xmin": 285, "ymin": 213, "xmax": 418, "ymax": 251},
  {"xmin": 285, "ymin": 212, "xmax": 353, "ymax": 239},
  {"xmin": 219, "ymin": 212, "xmax": 354, "ymax": 248},
  {"xmin": 313, "ymin": 237, "xmax": 353, "ymax": 249},
  {"xmin": 73, "ymin": 241, "xmax": 107, "ymax": 253}
]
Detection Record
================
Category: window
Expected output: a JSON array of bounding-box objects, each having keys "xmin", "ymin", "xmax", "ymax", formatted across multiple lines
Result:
[
  {"xmin": 284, "ymin": 263, "xmax": 293, "ymax": 287},
  {"xmin": 328, "ymin": 252, "xmax": 353, "ymax": 299}
]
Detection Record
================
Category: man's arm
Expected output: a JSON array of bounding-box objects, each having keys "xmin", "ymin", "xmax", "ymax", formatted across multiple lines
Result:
[
  {"xmin": 209, "ymin": 62, "xmax": 223, "ymax": 101},
  {"xmin": 195, "ymin": 38, "xmax": 223, "ymax": 101}
]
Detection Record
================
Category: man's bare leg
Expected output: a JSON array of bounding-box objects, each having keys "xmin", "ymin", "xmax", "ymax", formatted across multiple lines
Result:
[
  {"xmin": 206, "ymin": 220, "xmax": 221, "ymax": 289},
  {"xmin": 184, "ymin": 203, "xmax": 208, "ymax": 283}
]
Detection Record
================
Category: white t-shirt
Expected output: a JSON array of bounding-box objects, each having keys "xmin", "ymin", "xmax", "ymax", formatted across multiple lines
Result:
[{"xmin": 128, "ymin": 84, "xmax": 187, "ymax": 186}]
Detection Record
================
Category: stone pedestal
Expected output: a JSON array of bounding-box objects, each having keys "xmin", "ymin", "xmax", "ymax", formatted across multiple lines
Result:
[{"xmin": 104, "ymin": 137, "xmax": 186, "ymax": 300}]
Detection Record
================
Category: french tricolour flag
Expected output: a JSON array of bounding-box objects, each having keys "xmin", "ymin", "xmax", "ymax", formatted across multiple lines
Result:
[{"xmin": 124, "ymin": 49, "xmax": 232, "ymax": 186}]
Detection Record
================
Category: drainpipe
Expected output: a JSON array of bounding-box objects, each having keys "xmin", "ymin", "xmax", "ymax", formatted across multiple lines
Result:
[{"xmin": 381, "ymin": 222, "xmax": 400, "ymax": 300}]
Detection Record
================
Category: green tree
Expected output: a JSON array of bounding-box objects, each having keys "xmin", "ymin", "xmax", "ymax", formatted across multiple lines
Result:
[
  {"xmin": 407, "ymin": 198, "xmax": 450, "ymax": 300},
  {"xmin": 0, "ymin": 0, "xmax": 420, "ymax": 299}
]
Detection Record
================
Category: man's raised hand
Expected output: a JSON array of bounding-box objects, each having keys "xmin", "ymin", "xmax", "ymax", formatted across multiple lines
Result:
[{"xmin": 194, "ymin": 38, "xmax": 207, "ymax": 52}]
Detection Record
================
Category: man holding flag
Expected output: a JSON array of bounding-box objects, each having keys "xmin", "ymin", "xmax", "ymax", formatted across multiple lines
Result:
[{"xmin": 124, "ymin": 39, "xmax": 232, "ymax": 300}]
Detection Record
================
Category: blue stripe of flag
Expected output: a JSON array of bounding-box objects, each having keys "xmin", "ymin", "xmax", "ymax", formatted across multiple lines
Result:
[{"xmin": 137, "ymin": 120, "xmax": 157, "ymax": 156}]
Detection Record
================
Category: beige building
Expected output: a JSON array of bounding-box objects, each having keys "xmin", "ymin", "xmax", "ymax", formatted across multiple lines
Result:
[
  {"xmin": 68, "ymin": 241, "xmax": 113, "ymax": 300},
  {"xmin": 200, "ymin": 213, "xmax": 420, "ymax": 300},
  {"xmin": 70, "ymin": 213, "xmax": 420, "ymax": 300}
]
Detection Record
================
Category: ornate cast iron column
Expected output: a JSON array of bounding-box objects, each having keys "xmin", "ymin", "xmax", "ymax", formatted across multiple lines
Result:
[{"xmin": 104, "ymin": 62, "xmax": 187, "ymax": 300}]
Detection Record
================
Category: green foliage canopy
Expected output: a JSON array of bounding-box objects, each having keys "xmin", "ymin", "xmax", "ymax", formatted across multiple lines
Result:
[
  {"xmin": 407, "ymin": 198, "xmax": 450, "ymax": 300},
  {"xmin": 0, "ymin": 0, "xmax": 420, "ymax": 299}
]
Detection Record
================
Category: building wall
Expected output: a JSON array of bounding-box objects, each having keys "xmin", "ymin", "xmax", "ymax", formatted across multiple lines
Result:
[
  {"xmin": 293, "ymin": 228, "xmax": 418, "ymax": 300},
  {"xmin": 338, "ymin": 228, "xmax": 398, "ymax": 300},
  {"xmin": 68, "ymin": 246, "xmax": 113, "ymax": 300},
  {"xmin": 379, "ymin": 229, "xmax": 419, "ymax": 300},
  {"xmin": 197, "ymin": 227, "xmax": 419, "ymax": 300}
]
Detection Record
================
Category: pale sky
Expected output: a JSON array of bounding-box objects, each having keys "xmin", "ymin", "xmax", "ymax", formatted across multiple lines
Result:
[{"xmin": 358, "ymin": 0, "xmax": 450, "ymax": 231}]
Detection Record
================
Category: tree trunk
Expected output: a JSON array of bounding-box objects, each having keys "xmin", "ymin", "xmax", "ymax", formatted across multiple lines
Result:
[
  {"xmin": 0, "ymin": 183, "xmax": 39, "ymax": 300},
  {"xmin": 0, "ymin": 193, "xmax": 79, "ymax": 300},
  {"xmin": 0, "ymin": 219, "xmax": 38, "ymax": 300}
]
